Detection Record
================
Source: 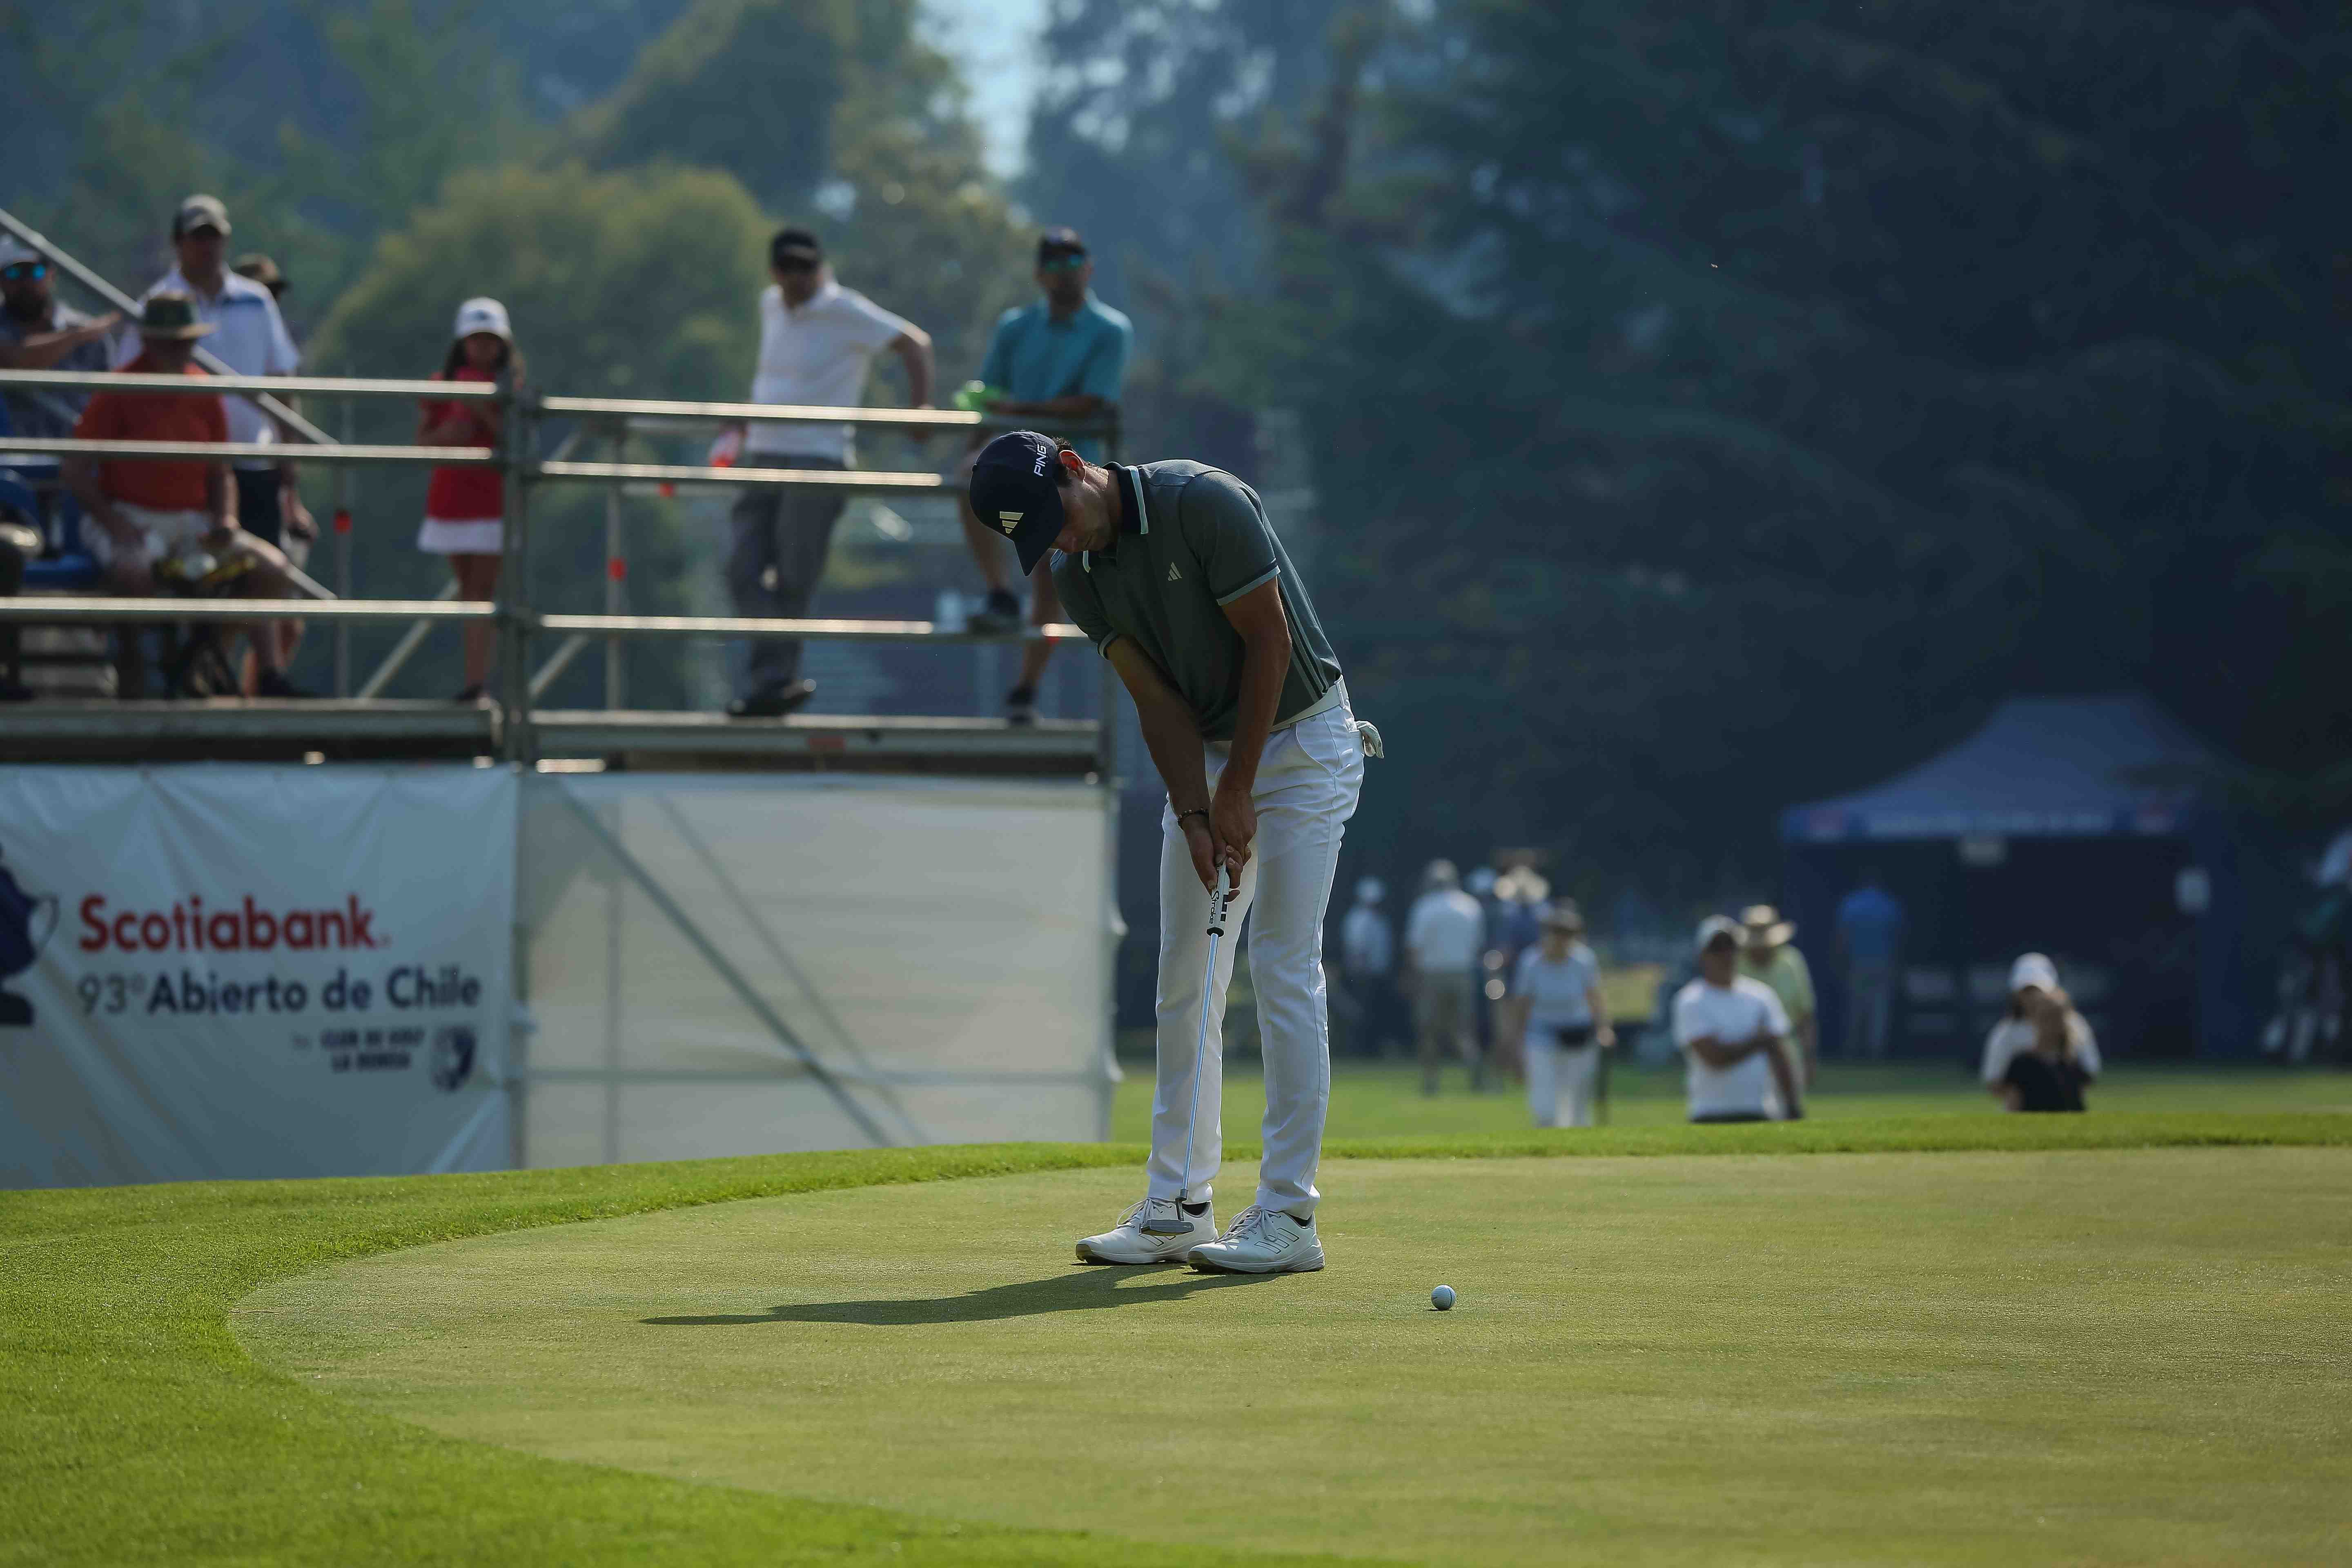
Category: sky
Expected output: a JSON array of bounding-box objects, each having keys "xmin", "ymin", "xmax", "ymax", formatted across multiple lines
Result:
[{"xmin": 922, "ymin": 0, "xmax": 1051, "ymax": 178}]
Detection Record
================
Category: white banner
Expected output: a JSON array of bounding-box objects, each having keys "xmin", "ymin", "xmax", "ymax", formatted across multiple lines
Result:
[{"xmin": 0, "ymin": 765, "xmax": 515, "ymax": 1187}]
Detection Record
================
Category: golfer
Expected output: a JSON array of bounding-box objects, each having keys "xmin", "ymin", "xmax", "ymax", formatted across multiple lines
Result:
[{"xmin": 969, "ymin": 429, "xmax": 1370, "ymax": 1274}]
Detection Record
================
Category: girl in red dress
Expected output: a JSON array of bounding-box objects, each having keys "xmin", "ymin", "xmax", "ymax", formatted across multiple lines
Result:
[{"xmin": 415, "ymin": 297, "xmax": 519, "ymax": 701}]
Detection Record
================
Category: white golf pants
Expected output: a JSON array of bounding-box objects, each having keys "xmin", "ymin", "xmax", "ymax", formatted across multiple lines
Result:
[
  {"xmin": 1148, "ymin": 689, "xmax": 1363, "ymax": 1220},
  {"xmin": 1526, "ymin": 1037, "xmax": 1601, "ymax": 1128}
]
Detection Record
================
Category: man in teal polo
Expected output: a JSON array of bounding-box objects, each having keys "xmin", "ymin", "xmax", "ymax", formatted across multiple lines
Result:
[
  {"xmin": 960, "ymin": 228, "xmax": 1132, "ymax": 722},
  {"xmin": 969, "ymin": 428, "xmax": 1373, "ymax": 1274}
]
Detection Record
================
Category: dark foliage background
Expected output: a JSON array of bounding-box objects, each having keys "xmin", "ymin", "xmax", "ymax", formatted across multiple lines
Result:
[{"xmin": 7, "ymin": 0, "xmax": 2347, "ymax": 910}]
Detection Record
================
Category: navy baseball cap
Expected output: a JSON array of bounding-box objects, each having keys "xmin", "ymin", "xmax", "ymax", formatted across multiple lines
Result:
[{"xmin": 969, "ymin": 430, "xmax": 1067, "ymax": 575}]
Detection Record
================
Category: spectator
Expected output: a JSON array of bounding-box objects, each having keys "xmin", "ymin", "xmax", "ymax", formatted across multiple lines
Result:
[
  {"xmin": 1739, "ymin": 903, "xmax": 1819, "ymax": 1089},
  {"xmin": 1488, "ymin": 864, "xmax": 1550, "ymax": 1081},
  {"xmin": 1405, "ymin": 859, "xmax": 1487, "ymax": 1095},
  {"xmin": 1506, "ymin": 903, "xmax": 1614, "ymax": 1128},
  {"xmin": 0, "ymin": 235, "xmax": 119, "ymax": 443},
  {"xmin": 229, "ymin": 253, "xmax": 287, "ymax": 302},
  {"xmin": 1673, "ymin": 915, "xmax": 1802, "ymax": 1123},
  {"xmin": 960, "ymin": 227, "xmax": 1132, "ymax": 723},
  {"xmin": 1338, "ymin": 875, "xmax": 1398, "ymax": 1057},
  {"xmin": 1981, "ymin": 953, "xmax": 2100, "ymax": 1112},
  {"xmin": 414, "ymin": 298, "xmax": 518, "ymax": 702},
  {"xmin": 717, "ymin": 227, "xmax": 932, "ymax": 719},
  {"xmin": 0, "ymin": 496, "xmax": 37, "ymax": 701},
  {"xmin": 63, "ymin": 292, "xmax": 309, "ymax": 697},
  {"xmin": 227, "ymin": 250, "xmax": 301, "ymax": 683},
  {"xmin": 1834, "ymin": 866, "xmax": 1905, "ymax": 1060},
  {"xmin": 129, "ymin": 196, "xmax": 314, "ymax": 582}
]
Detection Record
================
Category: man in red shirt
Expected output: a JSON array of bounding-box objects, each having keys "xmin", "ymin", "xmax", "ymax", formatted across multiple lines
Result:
[{"xmin": 62, "ymin": 292, "xmax": 310, "ymax": 697}]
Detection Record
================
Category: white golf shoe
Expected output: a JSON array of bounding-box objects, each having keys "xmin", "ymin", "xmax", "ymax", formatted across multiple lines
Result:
[
  {"xmin": 1185, "ymin": 1205, "xmax": 1325, "ymax": 1274},
  {"xmin": 1074, "ymin": 1196, "xmax": 1216, "ymax": 1265}
]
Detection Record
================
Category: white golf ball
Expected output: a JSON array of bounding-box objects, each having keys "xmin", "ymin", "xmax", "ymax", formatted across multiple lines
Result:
[{"xmin": 1430, "ymin": 1284, "xmax": 1456, "ymax": 1311}]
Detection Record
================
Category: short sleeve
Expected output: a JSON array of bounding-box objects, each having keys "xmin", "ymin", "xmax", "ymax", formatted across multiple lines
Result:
[
  {"xmin": 2071, "ymin": 1015, "xmax": 2102, "ymax": 1076},
  {"xmin": 1783, "ymin": 949, "xmax": 1816, "ymax": 1017},
  {"xmin": 262, "ymin": 294, "xmax": 300, "ymax": 373},
  {"xmin": 73, "ymin": 392, "xmax": 119, "ymax": 441},
  {"xmin": 1980, "ymin": 1024, "xmax": 2015, "ymax": 1085},
  {"xmin": 1177, "ymin": 472, "xmax": 1281, "ymax": 605},
  {"xmin": 1049, "ymin": 552, "xmax": 1118, "ymax": 657},
  {"xmin": 1510, "ymin": 948, "xmax": 1538, "ymax": 996},
  {"xmin": 1075, "ymin": 316, "xmax": 1131, "ymax": 401},
  {"xmin": 1753, "ymin": 983, "xmax": 1791, "ymax": 1037},
  {"xmin": 841, "ymin": 290, "xmax": 915, "ymax": 354},
  {"xmin": 979, "ymin": 309, "xmax": 1020, "ymax": 389},
  {"xmin": 1670, "ymin": 987, "xmax": 1701, "ymax": 1047}
]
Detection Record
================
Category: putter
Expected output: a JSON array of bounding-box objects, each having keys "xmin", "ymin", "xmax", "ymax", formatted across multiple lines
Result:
[{"xmin": 1139, "ymin": 864, "xmax": 1234, "ymax": 1236}]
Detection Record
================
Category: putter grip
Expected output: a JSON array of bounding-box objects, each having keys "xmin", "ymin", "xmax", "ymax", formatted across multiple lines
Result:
[{"xmin": 1207, "ymin": 868, "xmax": 1231, "ymax": 936}]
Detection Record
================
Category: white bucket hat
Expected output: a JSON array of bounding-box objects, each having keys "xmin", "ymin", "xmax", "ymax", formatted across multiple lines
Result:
[
  {"xmin": 452, "ymin": 296, "xmax": 512, "ymax": 343},
  {"xmin": 2009, "ymin": 953, "xmax": 2060, "ymax": 995}
]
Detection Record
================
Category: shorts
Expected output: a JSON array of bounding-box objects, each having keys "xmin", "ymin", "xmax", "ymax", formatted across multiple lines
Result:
[
  {"xmin": 417, "ymin": 517, "xmax": 504, "ymax": 555},
  {"xmin": 86, "ymin": 504, "xmax": 214, "ymax": 570}
]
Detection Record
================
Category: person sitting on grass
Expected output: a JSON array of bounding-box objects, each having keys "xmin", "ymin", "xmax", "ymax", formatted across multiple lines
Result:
[
  {"xmin": 1673, "ymin": 915, "xmax": 1803, "ymax": 1123},
  {"xmin": 1981, "ymin": 953, "xmax": 2100, "ymax": 1113},
  {"xmin": 62, "ymin": 292, "xmax": 311, "ymax": 698}
]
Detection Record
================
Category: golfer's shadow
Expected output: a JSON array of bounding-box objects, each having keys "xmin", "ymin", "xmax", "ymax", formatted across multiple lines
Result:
[{"xmin": 644, "ymin": 1266, "xmax": 1274, "ymax": 1328}]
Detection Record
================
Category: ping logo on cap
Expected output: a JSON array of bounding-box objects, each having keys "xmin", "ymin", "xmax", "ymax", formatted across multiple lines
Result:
[{"xmin": 997, "ymin": 510, "xmax": 1022, "ymax": 536}]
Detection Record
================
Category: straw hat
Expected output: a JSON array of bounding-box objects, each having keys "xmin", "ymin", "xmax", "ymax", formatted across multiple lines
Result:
[{"xmin": 1739, "ymin": 903, "xmax": 1795, "ymax": 949}]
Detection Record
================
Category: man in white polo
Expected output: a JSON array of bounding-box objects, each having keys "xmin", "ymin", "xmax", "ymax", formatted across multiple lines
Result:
[
  {"xmin": 129, "ymin": 195, "xmax": 314, "ymax": 677},
  {"xmin": 1673, "ymin": 915, "xmax": 1804, "ymax": 1123},
  {"xmin": 969, "ymin": 428, "xmax": 1372, "ymax": 1274},
  {"xmin": 720, "ymin": 227, "xmax": 933, "ymax": 717}
]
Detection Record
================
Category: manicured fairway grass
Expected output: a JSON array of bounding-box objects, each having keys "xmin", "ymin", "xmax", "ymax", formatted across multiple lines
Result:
[
  {"xmin": 1111, "ymin": 1058, "xmax": 2352, "ymax": 1143},
  {"xmin": 7, "ymin": 1109, "xmax": 2350, "ymax": 1566},
  {"xmin": 238, "ymin": 1149, "xmax": 2352, "ymax": 1566}
]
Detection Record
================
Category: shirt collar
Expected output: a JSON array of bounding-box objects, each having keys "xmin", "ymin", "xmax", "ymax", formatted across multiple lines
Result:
[
  {"xmin": 780, "ymin": 278, "xmax": 842, "ymax": 315},
  {"xmin": 158, "ymin": 266, "xmax": 263, "ymax": 307},
  {"xmin": 1082, "ymin": 465, "xmax": 1150, "ymax": 573}
]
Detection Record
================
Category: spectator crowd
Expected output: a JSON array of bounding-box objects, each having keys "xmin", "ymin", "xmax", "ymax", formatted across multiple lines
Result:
[{"xmin": 0, "ymin": 193, "xmax": 1130, "ymax": 706}]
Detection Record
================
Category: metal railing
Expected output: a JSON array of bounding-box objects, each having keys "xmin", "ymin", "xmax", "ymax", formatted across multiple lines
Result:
[{"xmin": 0, "ymin": 363, "xmax": 1116, "ymax": 768}]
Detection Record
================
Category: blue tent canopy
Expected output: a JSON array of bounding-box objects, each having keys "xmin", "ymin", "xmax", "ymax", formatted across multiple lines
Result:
[{"xmin": 1782, "ymin": 695, "xmax": 2222, "ymax": 844}]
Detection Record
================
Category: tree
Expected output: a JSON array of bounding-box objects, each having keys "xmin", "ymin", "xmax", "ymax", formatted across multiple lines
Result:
[
  {"xmin": 306, "ymin": 162, "xmax": 777, "ymax": 704},
  {"xmin": 1227, "ymin": 1, "xmax": 2352, "ymax": 901}
]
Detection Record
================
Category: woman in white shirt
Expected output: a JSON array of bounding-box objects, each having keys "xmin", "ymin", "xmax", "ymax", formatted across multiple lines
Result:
[
  {"xmin": 1981, "ymin": 953, "xmax": 2101, "ymax": 1112},
  {"xmin": 1503, "ymin": 904, "xmax": 1614, "ymax": 1127}
]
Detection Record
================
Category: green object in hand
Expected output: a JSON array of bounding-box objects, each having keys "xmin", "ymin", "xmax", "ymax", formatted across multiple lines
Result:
[{"xmin": 953, "ymin": 380, "xmax": 1008, "ymax": 413}]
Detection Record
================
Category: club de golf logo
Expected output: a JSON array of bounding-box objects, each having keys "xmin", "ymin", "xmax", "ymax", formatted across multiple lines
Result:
[
  {"xmin": 429, "ymin": 1024, "xmax": 477, "ymax": 1092},
  {"xmin": 0, "ymin": 838, "xmax": 59, "ymax": 1028}
]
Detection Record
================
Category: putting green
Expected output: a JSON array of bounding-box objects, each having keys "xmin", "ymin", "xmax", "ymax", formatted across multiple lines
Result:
[{"xmin": 236, "ymin": 1150, "xmax": 2352, "ymax": 1566}]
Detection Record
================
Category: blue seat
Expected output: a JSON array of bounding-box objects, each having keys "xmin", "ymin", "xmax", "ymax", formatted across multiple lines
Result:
[{"xmin": 0, "ymin": 463, "xmax": 102, "ymax": 590}]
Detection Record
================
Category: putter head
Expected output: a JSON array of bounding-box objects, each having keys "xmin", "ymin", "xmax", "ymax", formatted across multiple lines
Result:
[{"xmin": 1136, "ymin": 1214, "xmax": 1192, "ymax": 1236}]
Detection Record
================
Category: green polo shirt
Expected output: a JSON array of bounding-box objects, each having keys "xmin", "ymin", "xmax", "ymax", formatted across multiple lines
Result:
[{"xmin": 1052, "ymin": 460, "xmax": 1343, "ymax": 742}]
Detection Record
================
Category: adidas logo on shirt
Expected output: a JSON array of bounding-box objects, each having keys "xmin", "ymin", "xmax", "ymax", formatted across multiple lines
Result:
[{"xmin": 1167, "ymin": 561, "xmax": 1182, "ymax": 582}]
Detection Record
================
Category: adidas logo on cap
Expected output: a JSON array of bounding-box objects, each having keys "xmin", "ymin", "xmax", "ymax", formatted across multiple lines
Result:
[{"xmin": 998, "ymin": 510, "xmax": 1022, "ymax": 536}]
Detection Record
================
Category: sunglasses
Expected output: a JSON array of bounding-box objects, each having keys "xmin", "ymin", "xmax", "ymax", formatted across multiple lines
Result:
[
  {"xmin": 1038, "ymin": 253, "xmax": 1087, "ymax": 273},
  {"xmin": 1, "ymin": 261, "xmax": 46, "ymax": 282}
]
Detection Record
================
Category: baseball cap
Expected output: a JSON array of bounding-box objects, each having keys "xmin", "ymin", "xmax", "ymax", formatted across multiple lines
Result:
[
  {"xmin": 2008, "ymin": 953, "xmax": 2060, "ymax": 994},
  {"xmin": 0, "ymin": 235, "xmax": 40, "ymax": 270},
  {"xmin": 173, "ymin": 194, "xmax": 231, "ymax": 237},
  {"xmin": 967, "ymin": 430, "xmax": 1069, "ymax": 575},
  {"xmin": 1695, "ymin": 914, "xmax": 1744, "ymax": 952},
  {"xmin": 452, "ymin": 296, "xmax": 512, "ymax": 343},
  {"xmin": 770, "ymin": 227, "xmax": 823, "ymax": 268},
  {"xmin": 1037, "ymin": 226, "xmax": 1087, "ymax": 263}
]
